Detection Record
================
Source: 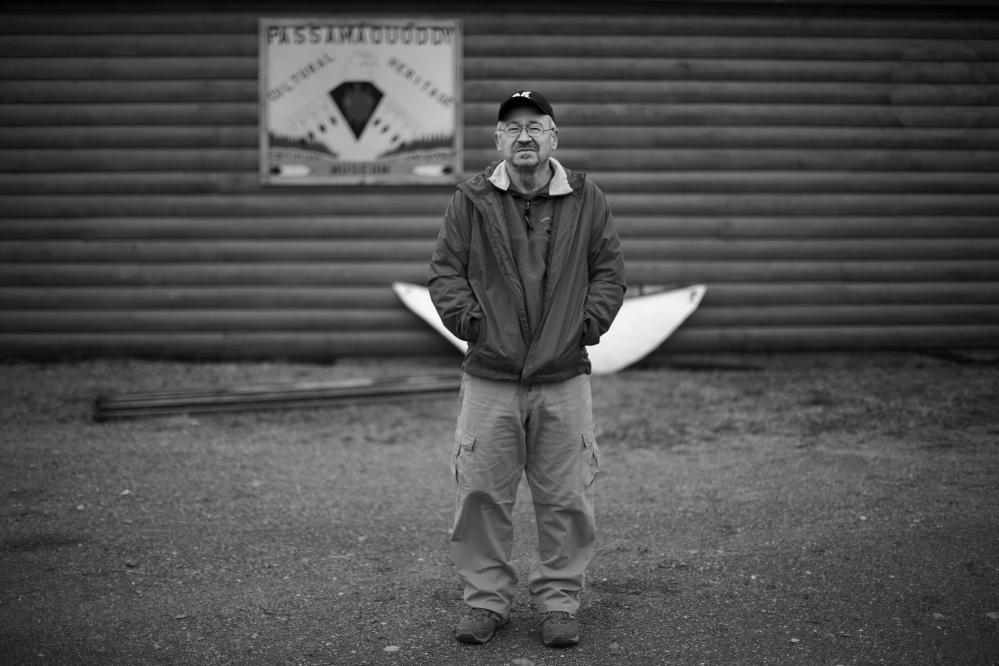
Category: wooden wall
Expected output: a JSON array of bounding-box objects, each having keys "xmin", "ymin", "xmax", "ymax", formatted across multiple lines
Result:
[{"xmin": 1, "ymin": 3, "xmax": 998, "ymax": 361}]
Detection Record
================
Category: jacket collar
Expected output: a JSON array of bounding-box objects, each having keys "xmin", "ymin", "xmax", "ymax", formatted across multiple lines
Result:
[{"xmin": 487, "ymin": 158, "xmax": 573, "ymax": 196}]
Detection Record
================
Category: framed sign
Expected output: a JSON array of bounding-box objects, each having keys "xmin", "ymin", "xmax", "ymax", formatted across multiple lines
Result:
[{"xmin": 259, "ymin": 18, "xmax": 462, "ymax": 185}]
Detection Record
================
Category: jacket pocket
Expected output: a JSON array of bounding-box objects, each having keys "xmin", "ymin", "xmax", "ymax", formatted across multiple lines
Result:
[
  {"xmin": 580, "ymin": 424, "xmax": 600, "ymax": 490},
  {"xmin": 581, "ymin": 315, "xmax": 600, "ymax": 347},
  {"xmin": 451, "ymin": 428, "xmax": 476, "ymax": 492}
]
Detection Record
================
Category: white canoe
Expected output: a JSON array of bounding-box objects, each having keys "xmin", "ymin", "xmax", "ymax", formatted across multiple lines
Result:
[{"xmin": 392, "ymin": 282, "xmax": 706, "ymax": 375}]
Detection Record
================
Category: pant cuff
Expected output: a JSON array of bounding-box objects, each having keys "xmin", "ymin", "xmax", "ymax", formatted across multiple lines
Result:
[
  {"xmin": 537, "ymin": 603, "xmax": 578, "ymax": 614},
  {"xmin": 466, "ymin": 604, "xmax": 511, "ymax": 620}
]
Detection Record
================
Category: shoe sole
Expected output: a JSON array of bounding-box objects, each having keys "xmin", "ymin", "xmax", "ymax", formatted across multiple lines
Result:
[
  {"xmin": 455, "ymin": 632, "xmax": 490, "ymax": 645},
  {"xmin": 544, "ymin": 635, "xmax": 579, "ymax": 648}
]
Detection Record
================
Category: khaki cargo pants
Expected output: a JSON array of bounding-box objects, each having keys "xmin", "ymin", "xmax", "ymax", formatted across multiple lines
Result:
[{"xmin": 449, "ymin": 372, "xmax": 600, "ymax": 616}]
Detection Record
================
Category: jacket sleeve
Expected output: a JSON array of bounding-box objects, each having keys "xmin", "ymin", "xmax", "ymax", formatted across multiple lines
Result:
[
  {"xmin": 582, "ymin": 186, "xmax": 627, "ymax": 346},
  {"xmin": 428, "ymin": 193, "xmax": 483, "ymax": 342}
]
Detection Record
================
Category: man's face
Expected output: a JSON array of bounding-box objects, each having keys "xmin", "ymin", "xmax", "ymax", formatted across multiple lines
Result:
[{"xmin": 494, "ymin": 106, "xmax": 558, "ymax": 170}]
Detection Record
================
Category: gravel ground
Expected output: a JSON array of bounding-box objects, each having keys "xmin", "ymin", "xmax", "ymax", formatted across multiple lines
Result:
[{"xmin": 1, "ymin": 353, "xmax": 997, "ymax": 666}]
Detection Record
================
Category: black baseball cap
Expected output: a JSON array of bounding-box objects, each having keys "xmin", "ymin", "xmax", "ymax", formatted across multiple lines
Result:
[{"xmin": 497, "ymin": 91, "xmax": 555, "ymax": 122}]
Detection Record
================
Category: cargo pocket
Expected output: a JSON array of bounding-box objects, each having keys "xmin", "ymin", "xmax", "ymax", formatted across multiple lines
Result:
[
  {"xmin": 580, "ymin": 424, "xmax": 600, "ymax": 490},
  {"xmin": 450, "ymin": 429, "xmax": 476, "ymax": 492}
]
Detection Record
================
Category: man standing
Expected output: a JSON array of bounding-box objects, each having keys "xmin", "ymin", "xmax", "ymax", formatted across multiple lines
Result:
[{"xmin": 428, "ymin": 91, "xmax": 626, "ymax": 647}]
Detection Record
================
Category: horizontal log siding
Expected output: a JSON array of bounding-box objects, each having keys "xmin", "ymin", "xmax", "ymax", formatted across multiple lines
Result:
[{"xmin": 1, "ymin": 5, "xmax": 997, "ymax": 360}]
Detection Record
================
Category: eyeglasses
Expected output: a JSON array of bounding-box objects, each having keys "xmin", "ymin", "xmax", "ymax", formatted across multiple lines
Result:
[{"xmin": 500, "ymin": 125, "xmax": 554, "ymax": 138}]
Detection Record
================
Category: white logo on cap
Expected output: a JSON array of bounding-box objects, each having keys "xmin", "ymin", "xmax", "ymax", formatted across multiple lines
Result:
[{"xmin": 512, "ymin": 91, "xmax": 532, "ymax": 98}]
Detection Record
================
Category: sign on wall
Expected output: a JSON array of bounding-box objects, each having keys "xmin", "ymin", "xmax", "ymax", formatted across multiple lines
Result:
[{"xmin": 259, "ymin": 18, "xmax": 462, "ymax": 185}]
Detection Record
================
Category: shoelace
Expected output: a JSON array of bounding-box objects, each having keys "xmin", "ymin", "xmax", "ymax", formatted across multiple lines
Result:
[
  {"xmin": 538, "ymin": 611, "xmax": 575, "ymax": 626},
  {"xmin": 467, "ymin": 607, "xmax": 500, "ymax": 623}
]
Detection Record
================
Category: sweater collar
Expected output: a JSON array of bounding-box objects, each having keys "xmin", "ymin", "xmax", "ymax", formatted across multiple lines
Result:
[{"xmin": 487, "ymin": 158, "xmax": 573, "ymax": 196}]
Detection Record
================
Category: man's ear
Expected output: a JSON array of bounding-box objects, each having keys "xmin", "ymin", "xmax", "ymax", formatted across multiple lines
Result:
[
  {"xmin": 494, "ymin": 131, "xmax": 503, "ymax": 152},
  {"xmin": 551, "ymin": 128, "xmax": 558, "ymax": 150}
]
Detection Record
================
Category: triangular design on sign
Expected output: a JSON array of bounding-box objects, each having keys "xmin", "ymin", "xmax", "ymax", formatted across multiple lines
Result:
[{"xmin": 330, "ymin": 81, "xmax": 384, "ymax": 140}]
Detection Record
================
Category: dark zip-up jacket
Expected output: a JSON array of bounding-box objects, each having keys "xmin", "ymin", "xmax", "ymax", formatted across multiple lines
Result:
[{"xmin": 428, "ymin": 159, "xmax": 626, "ymax": 384}]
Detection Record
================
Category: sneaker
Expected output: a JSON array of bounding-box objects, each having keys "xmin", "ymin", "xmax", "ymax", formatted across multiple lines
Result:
[
  {"xmin": 540, "ymin": 611, "xmax": 579, "ymax": 647},
  {"xmin": 455, "ymin": 607, "xmax": 509, "ymax": 644}
]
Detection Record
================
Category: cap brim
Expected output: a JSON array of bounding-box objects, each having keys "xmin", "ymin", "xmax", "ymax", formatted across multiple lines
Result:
[{"xmin": 498, "ymin": 98, "xmax": 554, "ymax": 122}]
